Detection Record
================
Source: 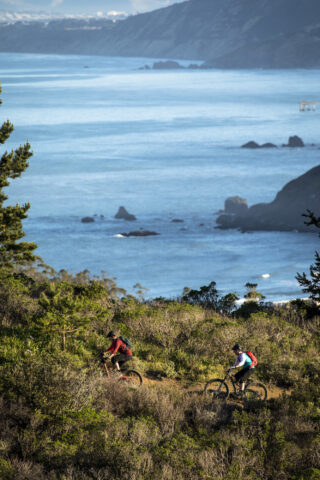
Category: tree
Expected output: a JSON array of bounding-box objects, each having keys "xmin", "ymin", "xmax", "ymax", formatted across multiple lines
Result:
[
  {"xmin": 133, "ymin": 282, "xmax": 149, "ymax": 301},
  {"xmin": 0, "ymin": 83, "xmax": 37, "ymax": 270},
  {"xmin": 244, "ymin": 282, "xmax": 265, "ymax": 302},
  {"xmin": 302, "ymin": 210, "xmax": 320, "ymax": 230},
  {"xmin": 218, "ymin": 292, "xmax": 239, "ymax": 315},
  {"xmin": 235, "ymin": 282, "xmax": 265, "ymax": 319},
  {"xmin": 182, "ymin": 281, "xmax": 220, "ymax": 309},
  {"xmin": 182, "ymin": 281, "xmax": 239, "ymax": 313},
  {"xmin": 38, "ymin": 282, "xmax": 92, "ymax": 350},
  {"xmin": 296, "ymin": 211, "xmax": 320, "ymax": 303}
]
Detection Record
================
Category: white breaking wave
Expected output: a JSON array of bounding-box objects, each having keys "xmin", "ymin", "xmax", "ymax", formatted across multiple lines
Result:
[{"xmin": 261, "ymin": 273, "xmax": 271, "ymax": 279}]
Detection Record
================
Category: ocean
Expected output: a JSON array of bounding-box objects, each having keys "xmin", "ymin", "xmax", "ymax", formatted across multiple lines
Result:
[{"xmin": 0, "ymin": 52, "xmax": 319, "ymax": 300}]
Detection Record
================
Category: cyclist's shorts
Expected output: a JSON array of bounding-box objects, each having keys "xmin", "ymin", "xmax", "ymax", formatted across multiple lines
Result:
[
  {"xmin": 111, "ymin": 353, "xmax": 132, "ymax": 367},
  {"xmin": 235, "ymin": 367, "xmax": 254, "ymax": 383}
]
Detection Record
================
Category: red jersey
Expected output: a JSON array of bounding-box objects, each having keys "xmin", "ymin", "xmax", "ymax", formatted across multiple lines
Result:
[{"xmin": 107, "ymin": 337, "xmax": 132, "ymax": 356}]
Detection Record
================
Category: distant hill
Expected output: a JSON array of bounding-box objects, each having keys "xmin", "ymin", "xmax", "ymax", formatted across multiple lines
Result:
[
  {"xmin": 1, "ymin": 0, "xmax": 320, "ymax": 68},
  {"xmin": 0, "ymin": 17, "xmax": 117, "ymax": 55}
]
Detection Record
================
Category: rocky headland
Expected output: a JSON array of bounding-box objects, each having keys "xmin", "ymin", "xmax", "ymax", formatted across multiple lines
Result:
[{"xmin": 217, "ymin": 165, "xmax": 320, "ymax": 232}]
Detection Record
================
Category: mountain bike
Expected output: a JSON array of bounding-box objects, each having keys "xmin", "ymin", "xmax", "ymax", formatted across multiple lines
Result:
[
  {"xmin": 101, "ymin": 356, "xmax": 143, "ymax": 387},
  {"xmin": 204, "ymin": 370, "xmax": 267, "ymax": 401}
]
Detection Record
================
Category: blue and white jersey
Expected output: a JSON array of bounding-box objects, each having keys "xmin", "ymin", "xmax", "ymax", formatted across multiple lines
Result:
[{"xmin": 232, "ymin": 352, "xmax": 255, "ymax": 369}]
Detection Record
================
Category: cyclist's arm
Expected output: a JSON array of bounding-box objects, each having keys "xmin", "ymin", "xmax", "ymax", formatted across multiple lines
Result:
[
  {"xmin": 104, "ymin": 350, "xmax": 115, "ymax": 359},
  {"xmin": 102, "ymin": 351, "xmax": 114, "ymax": 361},
  {"xmin": 105, "ymin": 341, "xmax": 115, "ymax": 357},
  {"xmin": 230, "ymin": 353, "xmax": 245, "ymax": 369},
  {"xmin": 106, "ymin": 338, "xmax": 121, "ymax": 357}
]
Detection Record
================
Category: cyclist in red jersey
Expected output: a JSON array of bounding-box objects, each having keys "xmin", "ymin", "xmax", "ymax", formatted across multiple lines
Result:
[{"xmin": 104, "ymin": 331, "xmax": 132, "ymax": 371}]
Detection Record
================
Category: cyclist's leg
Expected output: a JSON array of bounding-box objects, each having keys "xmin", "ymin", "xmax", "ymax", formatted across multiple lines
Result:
[
  {"xmin": 237, "ymin": 368, "xmax": 254, "ymax": 391},
  {"xmin": 112, "ymin": 353, "xmax": 131, "ymax": 371},
  {"xmin": 119, "ymin": 354, "xmax": 132, "ymax": 370},
  {"xmin": 234, "ymin": 369, "xmax": 243, "ymax": 388},
  {"xmin": 111, "ymin": 355, "xmax": 122, "ymax": 371}
]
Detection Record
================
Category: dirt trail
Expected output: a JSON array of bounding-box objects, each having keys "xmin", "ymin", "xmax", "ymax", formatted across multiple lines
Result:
[
  {"xmin": 142, "ymin": 376, "xmax": 290, "ymax": 400},
  {"xmin": 266, "ymin": 385, "xmax": 292, "ymax": 399}
]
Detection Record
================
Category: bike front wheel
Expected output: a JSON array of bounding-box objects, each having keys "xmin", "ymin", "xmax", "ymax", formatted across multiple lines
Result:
[
  {"xmin": 204, "ymin": 379, "xmax": 229, "ymax": 400},
  {"xmin": 244, "ymin": 382, "xmax": 267, "ymax": 401},
  {"xmin": 119, "ymin": 369, "xmax": 143, "ymax": 387}
]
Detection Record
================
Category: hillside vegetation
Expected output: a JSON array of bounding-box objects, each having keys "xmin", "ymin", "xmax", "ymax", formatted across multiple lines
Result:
[{"xmin": 0, "ymin": 268, "xmax": 319, "ymax": 480}]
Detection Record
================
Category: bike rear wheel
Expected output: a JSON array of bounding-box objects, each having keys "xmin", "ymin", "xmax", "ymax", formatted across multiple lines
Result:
[
  {"xmin": 204, "ymin": 379, "xmax": 229, "ymax": 400},
  {"xmin": 244, "ymin": 382, "xmax": 267, "ymax": 401},
  {"xmin": 119, "ymin": 369, "xmax": 143, "ymax": 387}
]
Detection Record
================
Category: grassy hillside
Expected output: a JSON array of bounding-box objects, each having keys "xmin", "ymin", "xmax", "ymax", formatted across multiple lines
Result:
[{"xmin": 0, "ymin": 269, "xmax": 319, "ymax": 480}]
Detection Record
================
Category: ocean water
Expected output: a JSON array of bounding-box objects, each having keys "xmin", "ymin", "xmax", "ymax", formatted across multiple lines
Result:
[{"xmin": 0, "ymin": 52, "xmax": 319, "ymax": 300}]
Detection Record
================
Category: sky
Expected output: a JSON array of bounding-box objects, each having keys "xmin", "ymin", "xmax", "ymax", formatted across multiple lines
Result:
[{"xmin": 0, "ymin": 0, "xmax": 186, "ymax": 15}]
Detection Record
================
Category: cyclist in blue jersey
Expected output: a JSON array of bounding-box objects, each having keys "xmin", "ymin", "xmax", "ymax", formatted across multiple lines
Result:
[{"xmin": 229, "ymin": 344, "xmax": 255, "ymax": 393}]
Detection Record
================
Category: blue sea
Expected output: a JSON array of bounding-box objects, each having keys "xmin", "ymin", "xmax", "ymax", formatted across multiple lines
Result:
[{"xmin": 0, "ymin": 52, "xmax": 319, "ymax": 300}]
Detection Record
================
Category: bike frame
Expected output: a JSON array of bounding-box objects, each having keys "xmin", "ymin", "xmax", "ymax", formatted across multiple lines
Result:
[
  {"xmin": 219, "ymin": 371, "xmax": 243, "ymax": 394},
  {"xmin": 103, "ymin": 361, "xmax": 112, "ymax": 377},
  {"xmin": 103, "ymin": 361, "xmax": 127, "ymax": 380},
  {"xmin": 100, "ymin": 356, "xmax": 143, "ymax": 387}
]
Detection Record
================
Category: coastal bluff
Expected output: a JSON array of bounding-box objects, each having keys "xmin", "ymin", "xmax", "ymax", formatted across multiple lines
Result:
[{"xmin": 217, "ymin": 165, "xmax": 320, "ymax": 232}]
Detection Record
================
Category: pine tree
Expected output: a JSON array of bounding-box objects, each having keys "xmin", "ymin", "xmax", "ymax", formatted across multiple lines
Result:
[
  {"xmin": 296, "ymin": 211, "xmax": 320, "ymax": 303},
  {"xmin": 38, "ymin": 283, "xmax": 91, "ymax": 351},
  {"xmin": 296, "ymin": 252, "xmax": 320, "ymax": 303},
  {"xmin": 0, "ymin": 83, "xmax": 37, "ymax": 270}
]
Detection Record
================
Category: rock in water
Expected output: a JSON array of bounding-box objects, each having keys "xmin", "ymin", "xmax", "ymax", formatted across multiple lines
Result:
[
  {"xmin": 284, "ymin": 136, "xmax": 305, "ymax": 147},
  {"xmin": 81, "ymin": 217, "xmax": 95, "ymax": 223},
  {"xmin": 241, "ymin": 141, "xmax": 277, "ymax": 149},
  {"xmin": 114, "ymin": 206, "xmax": 137, "ymax": 221},
  {"xmin": 217, "ymin": 165, "xmax": 320, "ymax": 232},
  {"xmin": 121, "ymin": 230, "xmax": 159, "ymax": 237},
  {"xmin": 260, "ymin": 143, "xmax": 277, "ymax": 148},
  {"xmin": 224, "ymin": 196, "xmax": 248, "ymax": 215},
  {"xmin": 241, "ymin": 141, "xmax": 261, "ymax": 149},
  {"xmin": 152, "ymin": 60, "xmax": 183, "ymax": 70}
]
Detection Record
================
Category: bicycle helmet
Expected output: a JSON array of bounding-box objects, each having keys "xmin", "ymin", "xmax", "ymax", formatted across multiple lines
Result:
[
  {"xmin": 107, "ymin": 331, "xmax": 116, "ymax": 338},
  {"xmin": 232, "ymin": 343, "xmax": 242, "ymax": 351}
]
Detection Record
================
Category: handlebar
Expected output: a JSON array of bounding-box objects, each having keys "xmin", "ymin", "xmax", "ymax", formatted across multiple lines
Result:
[
  {"xmin": 224, "ymin": 370, "xmax": 234, "ymax": 380},
  {"xmin": 100, "ymin": 353, "xmax": 111, "ymax": 363}
]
